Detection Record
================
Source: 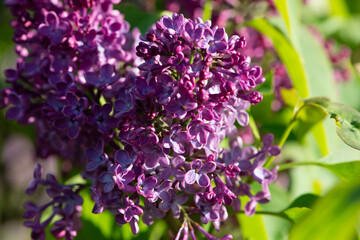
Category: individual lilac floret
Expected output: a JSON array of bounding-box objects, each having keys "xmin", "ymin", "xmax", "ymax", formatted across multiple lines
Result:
[
  {"xmin": 198, "ymin": 27, "xmax": 228, "ymax": 54},
  {"xmin": 165, "ymin": 92, "xmax": 198, "ymax": 119},
  {"xmin": 38, "ymin": 11, "xmax": 71, "ymax": 45},
  {"xmin": 185, "ymin": 159, "xmax": 216, "ymax": 188},
  {"xmin": 53, "ymin": 116, "xmax": 82, "ymax": 139},
  {"xmin": 62, "ymin": 92, "xmax": 89, "ymax": 120},
  {"xmin": 160, "ymin": 156, "xmax": 186, "ymax": 181},
  {"xmin": 114, "ymin": 149, "xmax": 135, "ymax": 171},
  {"xmin": 163, "ymin": 124, "xmax": 191, "ymax": 154},
  {"xmin": 159, "ymin": 189, "xmax": 188, "ymax": 218},
  {"xmin": 85, "ymin": 64, "xmax": 120, "ymax": 88},
  {"xmin": 142, "ymin": 199, "xmax": 166, "ymax": 226},
  {"xmin": 26, "ymin": 163, "xmax": 43, "ymax": 195},
  {"xmin": 159, "ymin": 13, "xmax": 185, "ymax": 36},
  {"xmin": 113, "ymin": 167, "xmax": 137, "ymax": 193},
  {"xmin": 136, "ymin": 174, "xmax": 157, "ymax": 198},
  {"xmin": 114, "ymin": 91, "xmax": 135, "ymax": 117},
  {"xmin": 5, "ymin": 92, "xmax": 27, "ymax": 123},
  {"xmin": 85, "ymin": 138, "xmax": 109, "ymax": 171},
  {"xmin": 87, "ymin": 103, "xmax": 117, "ymax": 134},
  {"xmin": 116, "ymin": 198, "xmax": 143, "ymax": 235}
]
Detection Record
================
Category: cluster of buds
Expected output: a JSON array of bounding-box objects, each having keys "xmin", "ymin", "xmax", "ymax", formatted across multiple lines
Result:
[{"xmin": 1, "ymin": 1, "xmax": 280, "ymax": 239}]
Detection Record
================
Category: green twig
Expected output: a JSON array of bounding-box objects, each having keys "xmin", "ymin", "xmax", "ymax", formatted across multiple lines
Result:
[
  {"xmin": 237, "ymin": 210, "xmax": 293, "ymax": 223},
  {"xmin": 277, "ymin": 161, "xmax": 324, "ymax": 172},
  {"xmin": 249, "ymin": 114, "xmax": 261, "ymax": 145}
]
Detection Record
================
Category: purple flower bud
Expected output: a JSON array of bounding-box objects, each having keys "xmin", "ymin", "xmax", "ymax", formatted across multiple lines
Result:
[{"xmin": 249, "ymin": 91, "xmax": 263, "ymax": 105}]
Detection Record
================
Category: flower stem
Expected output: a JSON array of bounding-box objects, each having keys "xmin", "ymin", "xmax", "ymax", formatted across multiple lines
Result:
[
  {"xmin": 277, "ymin": 161, "xmax": 325, "ymax": 171},
  {"xmin": 249, "ymin": 114, "xmax": 261, "ymax": 146},
  {"xmin": 189, "ymin": 50, "xmax": 195, "ymax": 65},
  {"xmin": 237, "ymin": 210, "xmax": 293, "ymax": 223}
]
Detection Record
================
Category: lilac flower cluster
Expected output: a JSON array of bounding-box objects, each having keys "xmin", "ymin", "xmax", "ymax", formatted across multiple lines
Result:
[
  {"xmin": 3, "ymin": 0, "xmax": 139, "ymax": 161},
  {"xmin": 2, "ymin": 1, "xmax": 281, "ymax": 239},
  {"xmin": 85, "ymin": 13, "xmax": 280, "ymax": 239}
]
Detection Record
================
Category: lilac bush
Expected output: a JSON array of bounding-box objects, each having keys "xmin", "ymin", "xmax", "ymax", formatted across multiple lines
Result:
[{"xmin": 1, "ymin": 0, "xmax": 282, "ymax": 239}]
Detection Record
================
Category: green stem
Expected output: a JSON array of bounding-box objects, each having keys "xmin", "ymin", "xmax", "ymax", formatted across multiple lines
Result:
[
  {"xmin": 263, "ymin": 119, "xmax": 297, "ymax": 168},
  {"xmin": 238, "ymin": 210, "xmax": 293, "ymax": 223},
  {"xmin": 278, "ymin": 161, "xmax": 324, "ymax": 172},
  {"xmin": 249, "ymin": 114, "xmax": 261, "ymax": 145},
  {"xmin": 189, "ymin": 51, "xmax": 195, "ymax": 65}
]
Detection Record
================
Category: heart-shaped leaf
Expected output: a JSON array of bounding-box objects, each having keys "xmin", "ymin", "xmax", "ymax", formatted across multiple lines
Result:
[{"xmin": 304, "ymin": 98, "xmax": 360, "ymax": 151}]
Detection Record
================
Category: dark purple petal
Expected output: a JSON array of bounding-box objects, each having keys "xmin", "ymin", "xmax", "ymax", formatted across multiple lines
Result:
[
  {"xmin": 86, "ymin": 161, "xmax": 100, "ymax": 171},
  {"xmin": 162, "ymin": 17, "xmax": 173, "ymax": 28},
  {"xmin": 214, "ymin": 28, "xmax": 225, "ymax": 41},
  {"xmin": 6, "ymin": 107, "xmax": 20, "ymax": 120},
  {"xmin": 159, "ymin": 201, "xmax": 171, "ymax": 211},
  {"xmin": 115, "ymin": 150, "xmax": 133, "ymax": 170},
  {"xmin": 100, "ymin": 64, "xmax": 114, "ymax": 80},
  {"xmin": 143, "ymin": 176, "xmax": 157, "ymax": 189},
  {"xmin": 197, "ymin": 173, "xmax": 210, "ymax": 188},
  {"xmin": 84, "ymin": 72, "xmax": 99, "ymax": 86},
  {"xmin": 201, "ymin": 161, "xmax": 216, "ymax": 173},
  {"xmin": 176, "ymin": 193, "xmax": 188, "ymax": 205},
  {"xmin": 46, "ymin": 11, "xmax": 59, "ymax": 27},
  {"xmin": 68, "ymin": 123, "xmax": 80, "ymax": 139},
  {"xmin": 244, "ymin": 199, "xmax": 257, "ymax": 216},
  {"xmin": 262, "ymin": 134, "xmax": 274, "ymax": 148},
  {"xmin": 206, "ymin": 210, "xmax": 219, "ymax": 221}
]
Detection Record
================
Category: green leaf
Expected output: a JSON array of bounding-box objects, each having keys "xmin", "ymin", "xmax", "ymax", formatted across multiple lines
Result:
[
  {"xmin": 304, "ymin": 98, "xmax": 360, "ymax": 151},
  {"xmin": 283, "ymin": 207, "xmax": 312, "ymax": 223},
  {"xmin": 287, "ymin": 193, "xmax": 319, "ymax": 209},
  {"xmin": 310, "ymin": 123, "xmax": 329, "ymax": 156},
  {"xmin": 247, "ymin": 19, "xmax": 309, "ymax": 98},
  {"xmin": 278, "ymin": 193, "xmax": 319, "ymax": 223},
  {"xmin": 280, "ymin": 88, "xmax": 299, "ymax": 108},
  {"xmin": 273, "ymin": 0, "xmax": 301, "ymax": 49},
  {"xmin": 322, "ymin": 161, "xmax": 360, "ymax": 182},
  {"xmin": 289, "ymin": 180, "xmax": 360, "ymax": 240},
  {"xmin": 278, "ymin": 160, "xmax": 360, "ymax": 182}
]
